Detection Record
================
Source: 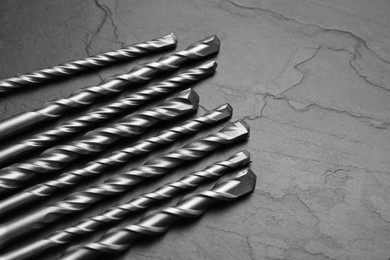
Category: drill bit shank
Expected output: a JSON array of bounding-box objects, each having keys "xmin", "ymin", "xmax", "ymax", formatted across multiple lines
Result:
[
  {"xmin": 0, "ymin": 35, "xmax": 220, "ymax": 140},
  {"xmin": 0, "ymin": 89, "xmax": 199, "ymax": 194},
  {"xmin": 0, "ymin": 120, "xmax": 249, "ymax": 247},
  {"xmin": 0, "ymin": 34, "xmax": 177, "ymax": 94},
  {"xmin": 0, "ymin": 103, "xmax": 231, "ymax": 216},
  {"xmin": 61, "ymin": 169, "xmax": 256, "ymax": 260},
  {"xmin": 0, "ymin": 151, "xmax": 250, "ymax": 260},
  {"xmin": 0, "ymin": 61, "xmax": 217, "ymax": 167}
]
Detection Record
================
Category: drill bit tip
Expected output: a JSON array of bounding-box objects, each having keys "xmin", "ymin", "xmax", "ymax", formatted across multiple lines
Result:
[
  {"xmin": 164, "ymin": 33, "xmax": 178, "ymax": 45},
  {"xmin": 229, "ymin": 150, "xmax": 251, "ymax": 166},
  {"xmin": 212, "ymin": 104, "xmax": 233, "ymax": 120},
  {"xmin": 201, "ymin": 60, "xmax": 218, "ymax": 71},
  {"xmin": 220, "ymin": 120, "xmax": 250, "ymax": 142},
  {"xmin": 189, "ymin": 35, "xmax": 221, "ymax": 56},
  {"xmin": 224, "ymin": 168, "xmax": 257, "ymax": 197},
  {"xmin": 174, "ymin": 88, "xmax": 199, "ymax": 112}
]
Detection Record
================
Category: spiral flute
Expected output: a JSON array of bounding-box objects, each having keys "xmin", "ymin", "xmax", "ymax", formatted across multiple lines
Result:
[
  {"xmin": 0, "ymin": 151, "xmax": 250, "ymax": 260},
  {"xmin": 0, "ymin": 34, "xmax": 177, "ymax": 94},
  {"xmin": 0, "ymin": 89, "xmax": 199, "ymax": 194},
  {"xmin": 0, "ymin": 35, "xmax": 220, "ymax": 140},
  {"xmin": 60, "ymin": 169, "xmax": 256, "ymax": 260},
  {"xmin": 0, "ymin": 61, "xmax": 217, "ymax": 167},
  {"xmin": 0, "ymin": 120, "xmax": 249, "ymax": 247},
  {"xmin": 0, "ymin": 103, "xmax": 232, "ymax": 216}
]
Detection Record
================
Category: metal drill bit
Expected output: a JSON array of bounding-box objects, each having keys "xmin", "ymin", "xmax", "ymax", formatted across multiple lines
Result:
[
  {"xmin": 0, "ymin": 89, "xmax": 199, "ymax": 194},
  {"xmin": 0, "ymin": 34, "xmax": 177, "ymax": 94},
  {"xmin": 0, "ymin": 120, "xmax": 249, "ymax": 247},
  {"xmin": 0, "ymin": 103, "xmax": 232, "ymax": 216},
  {"xmin": 60, "ymin": 169, "xmax": 256, "ymax": 260},
  {"xmin": 0, "ymin": 35, "xmax": 220, "ymax": 140},
  {"xmin": 0, "ymin": 151, "xmax": 250, "ymax": 260},
  {"xmin": 0, "ymin": 61, "xmax": 217, "ymax": 167}
]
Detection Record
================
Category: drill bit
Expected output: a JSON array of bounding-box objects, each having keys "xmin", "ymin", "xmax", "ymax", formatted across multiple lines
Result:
[
  {"xmin": 0, "ymin": 35, "xmax": 220, "ymax": 140},
  {"xmin": 0, "ymin": 34, "xmax": 177, "ymax": 94},
  {"xmin": 0, "ymin": 103, "xmax": 232, "ymax": 217},
  {"xmin": 0, "ymin": 89, "xmax": 199, "ymax": 195},
  {"xmin": 0, "ymin": 61, "xmax": 217, "ymax": 167},
  {"xmin": 0, "ymin": 151, "xmax": 250, "ymax": 260},
  {"xmin": 60, "ymin": 169, "xmax": 256, "ymax": 260},
  {"xmin": 0, "ymin": 120, "xmax": 249, "ymax": 247}
]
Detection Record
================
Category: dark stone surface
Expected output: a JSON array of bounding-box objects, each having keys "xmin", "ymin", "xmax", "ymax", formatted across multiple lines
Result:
[{"xmin": 1, "ymin": 0, "xmax": 390, "ymax": 259}]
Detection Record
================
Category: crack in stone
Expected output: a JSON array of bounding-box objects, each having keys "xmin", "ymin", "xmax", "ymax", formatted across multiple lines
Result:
[
  {"xmin": 280, "ymin": 45, "xmax": 322, "ymax": 96},
  {"xmin": 243, "ymin": 94, "xmax": 268, "ymax": 121},
  {"xmin": 223, "ymin": 0, "xmax": 390, "ymax": 65},
  {"xmin": 245, "ymin": 237, "xmax": 256, "ymax": 260},
  {"xmin": 247, "ymin": 91, "xmax": 390, "ymax": 129},
  {"xmin": 198, "ymin": 104, "xmax": 210, "ymax": 112},
  {"xmin": 85, "ymin": 0, "xmax": 124, "ymax": 57},
  {"xmin": 249, "ymin": 146, "xmax": 389, "ymax": 175}
]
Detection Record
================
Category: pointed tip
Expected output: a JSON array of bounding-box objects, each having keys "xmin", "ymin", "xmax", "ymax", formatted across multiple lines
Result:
[
  {"xmin": 237, "ymin": 120, "xmax": 250, "ymax": 133},
  {"xmin": 230, "ymin": 150, "xmax": 251, "ymax": 166},
  {"xmin": 220, "ymin": 120, "xmax": 250, "ymax": 141},
  {"xmin": 168, "ymin": 33, "xmax": 178, "ymax": 45},
  {"xmin": 154, "ymin": 33, "xmax": 178, "ymax": 48},
  {"xmin": 225, "ymin": 150, "xmax": 251, "ymax": 168},
  {"xmin": 203, "ymin": 35, "xmax": 220, "ymax": 48},
  {"xmin": 200, "ymin": 60, "xmax": 218, "ymax": 71},
  {"xmin": 180, "ymin": 88, "xmax": 199, "ymax": 109},
  {"xmin": 232, "ymin": 168, "xmax": 257, "ymax": 195},
  {"xmin": 212, "ymin": 168, "xmax": 256, "ymax": 197},
  {"xmin": 210, "ymin": 103, "xmax": 232, "ymax": 120},
  {"xmin": 239, "ymin": 150, "xmax": 251, "ymax": 160},
  {"xmin": 202, "ymin": 35, "xmax": 220, "ymax": 54},
  {"xmin": 187, "ymin": 35, "xmax": 221, "ymax": 56}
]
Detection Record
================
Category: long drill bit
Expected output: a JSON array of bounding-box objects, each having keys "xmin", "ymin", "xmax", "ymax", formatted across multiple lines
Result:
[
  {"xmin": 0, "ymin": 61, "xmax": 217, "ymax": 167},
  {"xmin": 0, "ymin": 89, "xmax": 199, "ymax": 195},
  {"xmin": 0, "ymin": 120, "xmax": 249, "ymax": 247},
  {"xmin": 0, "ymin": 35, "xmax": 220, "ymax": 140},
  {"xmin": 60, "ymin": 169, "xmax": 256, "ymax": 260},
  {"xmin": 0, "ymin": 151, "xmax": 250, "ymax": 260},
  {"xmin": 0, "ymin": 34, "xmax": 177, "ymax": 94},
  {"xmin": 0, "ymin": 103, "xmax": 232, "ymax": 216}
]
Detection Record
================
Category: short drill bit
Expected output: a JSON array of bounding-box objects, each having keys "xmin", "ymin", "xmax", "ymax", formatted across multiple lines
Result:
[
  {"xmin": 0, "ymin": 151, "xmax": 250, "ymax": 260},
  {"xmin": 0, "ymin": 103, "xmax": 232, "ymax": 216},
  {"xmin": 0, "ymin": 120, "xmax": 249, "ymax": 247},
  {"xmin": 0, "ymin": 35, "xmax": 220, "ymax": 140},
  {"xmin": 0, "ymin": 89, "xmax": 199, "ymax": 194},
  {"xmin": 0, "ymin": 34, "xmax": 177, "ymax": 94},
  {"xmin": 0, "ymin": 61, "xmax": 217, "ymax": 167},
  {"xmin": 60, "ymin": 169, "xmax": 257, "ymax": 260}
]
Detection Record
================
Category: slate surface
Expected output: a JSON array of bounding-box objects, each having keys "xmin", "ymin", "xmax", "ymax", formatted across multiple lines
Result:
[{"xmin": 0, "ymin": 0, "xmax": 390, "ymax": 259}]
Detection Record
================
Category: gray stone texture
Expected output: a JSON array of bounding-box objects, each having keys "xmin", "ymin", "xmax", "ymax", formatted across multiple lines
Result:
[{"xmin": 0, "ymin": 0, "xmax": 389, "ymax": 259}]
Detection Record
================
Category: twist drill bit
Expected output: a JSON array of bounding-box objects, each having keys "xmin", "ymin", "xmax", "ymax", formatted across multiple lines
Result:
[
  {"xmin": 0, "ymin": 89, "xmax": 199, "ymax": 195},
  {"xmin": 0, "ymin": 61, "xmax": 217, "ymax": 167},
  {"xmin": 60, "ymin": 169, "xmax": 256, "ymax": 260},
  {"xmin": 0, "ymin": 35, "xmax": 220, "ymax": 140},
  {"xmin": 0, "ymin": 34, "xmax": 177, "ymax": 94},
  {"xmin": 0, "ymin": 151, "xmax": 250, "ymax": 260},
  {"xmin": 0, "ymin": 103, "xmax": 232, "ymax": 216},
  {"xmin": 0, "ymin": 120, "xmax": 249, "ymax": 247}
]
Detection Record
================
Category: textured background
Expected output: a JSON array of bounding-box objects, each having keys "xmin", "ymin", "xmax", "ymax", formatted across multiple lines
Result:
[{"xmin": 1, "ymin": 0, "xmax": 390, "ymax": 259}]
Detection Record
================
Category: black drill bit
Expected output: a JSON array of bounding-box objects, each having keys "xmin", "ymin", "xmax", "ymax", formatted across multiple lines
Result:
[
  {"xmin": 0, "ymin": 103, "xmax": 232, "ymax": 217},
  {"xmin": 0, "ymin": 61, "xmax": 217, "ymax": 167},
  {"xmin": 0, "ymin": 120, "xmax": 249, "ymax": 247},
  {"xmin": 0, "ymin": 89, "xmax": 199, "ymax": 195},
  {"xmin": 0, "ymin": 34, "xmax": 177, "ymax": 94},
  {"xmin": 0, "ymin": 151, "xmax": 250, "ymax": 260},
  {"xmin": 0, "ymin": 35, "xmax": 220, "ymax": 140},
  {"xmin": 60, "ymin": 169, "xmax": 256, "ymax": 260}
]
